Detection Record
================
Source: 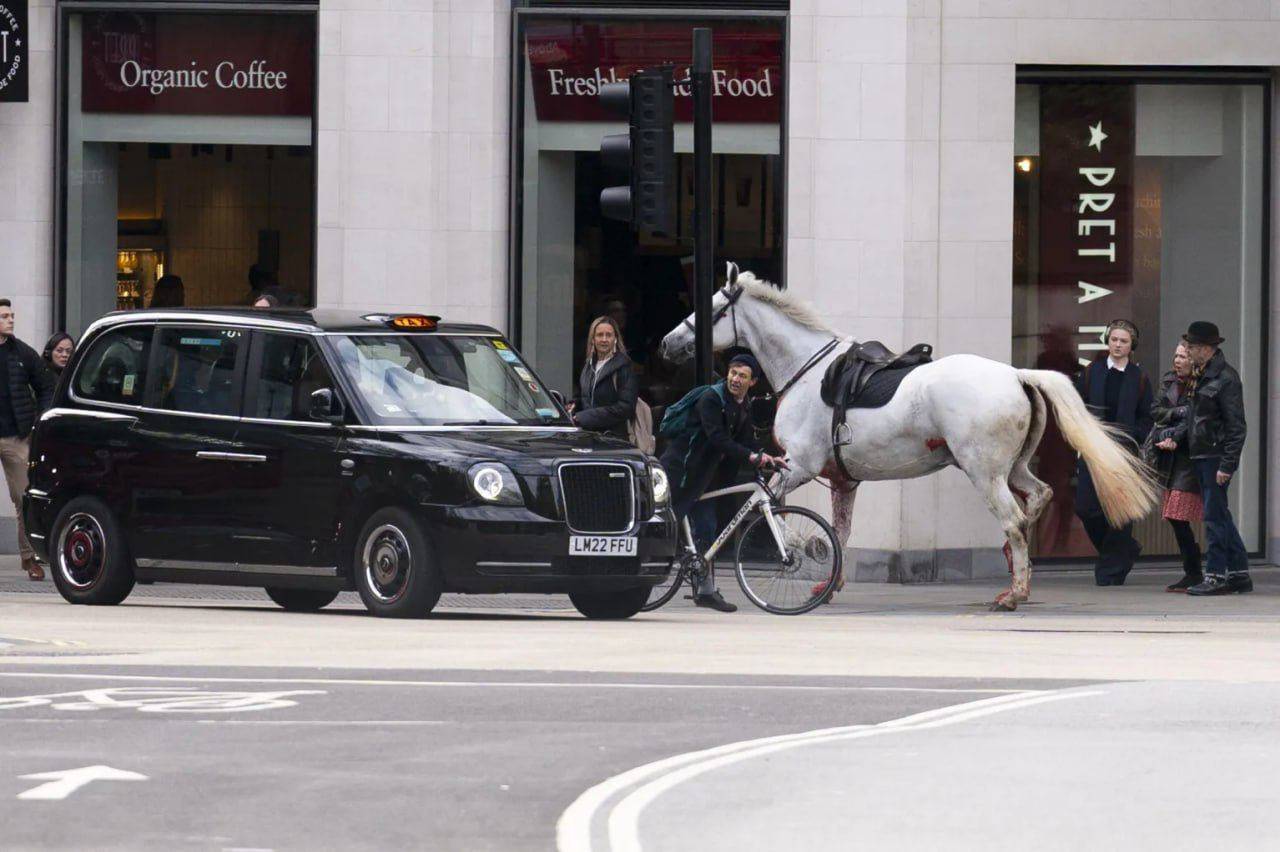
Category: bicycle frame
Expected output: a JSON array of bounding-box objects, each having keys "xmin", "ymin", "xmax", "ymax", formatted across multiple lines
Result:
[{"xmin": 679, "ymin": 476, "xmax": 789, "ymax": 564}]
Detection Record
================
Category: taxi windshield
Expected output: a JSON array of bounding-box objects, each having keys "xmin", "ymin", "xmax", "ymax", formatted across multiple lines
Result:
[{"xmin": 332, "ymin": 334, "xmax": 568, "ymax": 427}]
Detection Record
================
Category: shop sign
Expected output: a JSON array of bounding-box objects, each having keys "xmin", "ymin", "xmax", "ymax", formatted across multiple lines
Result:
[
  {"xmin": 82, "ymin": 12, "xmax": 314, "ymax": 116},
  {"xmin": 525, "ymin": 20, "xmax": 782, "ymax": 123},
  {"xmin": 1037, "ymin": 84, "xmax": 1146, "ymax": 369},
  {"xmin": 0, "ymin": 0, "xmax": 27, "ymax": 103}
]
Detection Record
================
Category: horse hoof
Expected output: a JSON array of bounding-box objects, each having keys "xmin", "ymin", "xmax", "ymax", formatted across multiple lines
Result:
[{"xmin": 989, "ymin": 593, "xmax": 1018, "ymax": 612}]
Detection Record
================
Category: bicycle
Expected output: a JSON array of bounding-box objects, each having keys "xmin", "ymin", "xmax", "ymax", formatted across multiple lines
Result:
[{"xmin": 642, "ymin": 471, "xmax": 842, "ymax": 615}]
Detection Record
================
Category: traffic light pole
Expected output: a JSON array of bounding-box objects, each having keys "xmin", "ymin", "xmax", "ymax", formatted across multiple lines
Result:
[{"xmin": 692, "ymin": 28, "xmax": 714, "ymax": 386}]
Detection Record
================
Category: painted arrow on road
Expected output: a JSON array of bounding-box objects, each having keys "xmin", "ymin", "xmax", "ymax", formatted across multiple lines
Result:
[{"xmin": 17, "ymin": 765, "xmax": 147, "ymax": 800}]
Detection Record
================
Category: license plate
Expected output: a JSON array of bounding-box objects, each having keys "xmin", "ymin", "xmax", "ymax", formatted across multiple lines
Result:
[{"xmin": 569, "ymin": 535, "xmax": 637, "ymax": 557}]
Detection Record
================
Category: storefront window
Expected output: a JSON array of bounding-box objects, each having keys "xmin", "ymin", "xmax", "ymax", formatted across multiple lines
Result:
[
  {"xmin": 1013, "ymin": 78, "xmax": 1267, "ymax": 558},
  {"xmin": 61, "ymin": 10, "xmax": 316, "ymax": 335},
  {"xmin": 513, "ymin": 13, "xmax": 785, "ymax": 411}
]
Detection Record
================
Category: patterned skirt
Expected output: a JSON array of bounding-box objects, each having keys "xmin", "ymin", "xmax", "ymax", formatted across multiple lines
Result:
[{"xmin": 1162, "ymin": 489, "xmax": 1203, "ymax": 523}]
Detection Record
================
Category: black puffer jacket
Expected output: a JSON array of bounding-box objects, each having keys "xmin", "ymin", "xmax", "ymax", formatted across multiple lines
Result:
[
  {"xmin": 1188, "ymin": 349, "xmax": 1246, "ymax": 474},
  {"xmin": 1148, "ymin": 370, "xmax": 1198, "ymax": 493},
  {"xmin": 2, "ymin": 337, "xmax": 56, "ymax": 435},
  {"xmin": 574, "ymin": 353, "xmax": 638, "ymax": 440}
]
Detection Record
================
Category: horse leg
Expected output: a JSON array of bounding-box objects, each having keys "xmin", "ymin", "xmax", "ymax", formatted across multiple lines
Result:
[
  {"xmin": 826, "ymin": 478, "xmax": 857, "ymax": 593},
  {"xmin": 966, "ymin": 475, "xmax": 1031, "ymax": 611}
]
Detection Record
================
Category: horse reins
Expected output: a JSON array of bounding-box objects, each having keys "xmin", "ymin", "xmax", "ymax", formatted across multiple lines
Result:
[{"xmin": 766, "ymin": 337, "xmax": 842, "ymax": 401}]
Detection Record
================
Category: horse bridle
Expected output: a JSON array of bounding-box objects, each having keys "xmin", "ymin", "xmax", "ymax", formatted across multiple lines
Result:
[
  {"xmin": 681, "ymin": 283, "xmax": 745, "ymax": 349},
  {"xmin": 682, "ymin": 284, "xmax": 840, "ymax": 400}
]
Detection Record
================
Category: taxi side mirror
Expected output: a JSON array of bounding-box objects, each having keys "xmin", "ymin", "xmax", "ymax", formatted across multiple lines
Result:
[{"xmin": 309, "ymin": 388, "xmax": 345, "ymax": 424}]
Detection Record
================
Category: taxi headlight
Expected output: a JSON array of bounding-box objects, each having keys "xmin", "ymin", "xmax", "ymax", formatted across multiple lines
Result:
[
  {"xmin": 469, "ymin": 463, "xmax": 523, "ymax": 506},
  {"xmin": 650, "ymin": 464, "xmax": 670, "ymax": 506}
]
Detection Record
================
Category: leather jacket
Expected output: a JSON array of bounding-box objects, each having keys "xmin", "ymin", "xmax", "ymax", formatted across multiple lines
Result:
[
  {"xmin": 1148, "ymin": 370, "xmax": 1198, "ymax": 493},
  {"xmin": 1188, "ymin": 349, "xmax": 1247, "ymax": 474}
]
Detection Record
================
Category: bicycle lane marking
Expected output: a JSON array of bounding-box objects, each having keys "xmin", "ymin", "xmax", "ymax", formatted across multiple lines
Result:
[{"xmin": 556, "ymin": 688, "xmax": 1105, "ymax": 852}]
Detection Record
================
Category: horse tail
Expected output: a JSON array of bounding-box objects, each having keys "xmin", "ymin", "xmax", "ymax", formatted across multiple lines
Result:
[{"xmin": 1015, "ymin": 369, "xmax": 1159, "ymax": 526}]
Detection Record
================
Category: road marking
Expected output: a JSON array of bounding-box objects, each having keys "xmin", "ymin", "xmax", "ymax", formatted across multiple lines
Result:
[
  {"xmin": 194, "ymin": 720, "xmax": 445, "ymax": 726},
  {"xmin": 0, "ymin": 671, "xmax": 1033, "ymax": 695},
  {"xmin": 17, "ymin": 765, "xmax": 147, "ymax": 801},
  {"xmin": 0, "ymin": 687, "xmax": 326, "ymax": 713},
  {"xmin": 556, "ymin": 688, "xmax": 1104, "ymax": 852}
]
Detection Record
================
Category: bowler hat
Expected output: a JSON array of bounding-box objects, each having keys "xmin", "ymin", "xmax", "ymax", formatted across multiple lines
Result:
[{"xmin": 1182, "ymin": 321, "xmax": 1225, "ymax": 346}]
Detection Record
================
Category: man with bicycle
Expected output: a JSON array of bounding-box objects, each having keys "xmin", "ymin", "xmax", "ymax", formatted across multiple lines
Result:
[{"xmin": 660, "ymin": 353, "xmax": 786, "ymax": 613}]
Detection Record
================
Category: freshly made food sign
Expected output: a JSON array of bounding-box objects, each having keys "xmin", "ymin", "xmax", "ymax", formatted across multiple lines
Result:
[
  {"xmin": 0, "ymin": 0, "xmax": 27, "ymax": 103},
  {"xmin": 82, "ymin": 12, "xmax": 314, "ymax": 116},
  {"xmin": 526, "ymin": 20, "xmax": 782, "ymax": 123}
]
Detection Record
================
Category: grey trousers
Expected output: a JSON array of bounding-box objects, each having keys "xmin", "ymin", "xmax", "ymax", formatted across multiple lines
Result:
[{"xmin": 0, "ymin": 435, "xmax": 33, "ymax": 562}]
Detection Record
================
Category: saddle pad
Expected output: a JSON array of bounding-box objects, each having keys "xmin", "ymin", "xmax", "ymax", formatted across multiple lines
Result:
[{"xmin": 847, "ymin": 364, "xmax": 921, "ymax": 409}]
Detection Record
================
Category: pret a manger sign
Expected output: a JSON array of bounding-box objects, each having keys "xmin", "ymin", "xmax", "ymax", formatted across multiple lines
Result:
[{"xmin": 82, "ymin": 12, "xmax": 314, "ymax": 116}]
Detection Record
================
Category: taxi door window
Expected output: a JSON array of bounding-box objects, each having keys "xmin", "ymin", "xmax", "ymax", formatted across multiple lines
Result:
[
  {"xmin": 73, "ymin": 325, "xmax": 153, "ymax": 407},
  {"xmin": 153, "ymin": 327, "xmax": 246, "ymax": 417},
  {"xmin": 251, "ymin": 334, "xmax": 334, "ymax": 421}
]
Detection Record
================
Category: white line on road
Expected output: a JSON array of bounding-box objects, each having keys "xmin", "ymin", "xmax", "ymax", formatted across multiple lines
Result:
[
  {"xmin": 0, "ymin": 671, "xmax": 1036, "ymax": 694},
  {"xmin": 17, "ymin": 765, "xmax": 147, "ymax": 801},
  {"xmin": 556, "ymin": 688, "xmax": 1104, "ymax": 852}
]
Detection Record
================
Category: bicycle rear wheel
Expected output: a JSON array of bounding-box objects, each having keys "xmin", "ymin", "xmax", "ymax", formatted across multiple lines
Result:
[
  {"xmin": 734, "ymin": 506, "xmax": 841, "ymax": 615},
  {"xmin": 640, "ymin": 559, "xmax": 685, "ymax": 612}
]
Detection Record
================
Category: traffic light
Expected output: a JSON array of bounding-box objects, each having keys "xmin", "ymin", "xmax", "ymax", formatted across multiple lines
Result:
[{"xmin": 598, "ymin": 66, "xmax": 676, "ymax": 236}]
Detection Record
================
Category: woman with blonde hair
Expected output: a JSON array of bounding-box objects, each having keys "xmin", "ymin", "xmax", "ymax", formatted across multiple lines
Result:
[
  {"xmin": 1148, "ymin": 341, "xmax": 1203, "ymax": 591},
  {"xmin": 570, "ymin": 315, "xmax": 637, "ymax": 440}
]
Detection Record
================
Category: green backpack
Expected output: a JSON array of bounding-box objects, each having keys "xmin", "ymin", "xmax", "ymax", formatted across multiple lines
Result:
[{"xmin": 658, "ymin": 382, "xmax": 725, "ymax": 442}]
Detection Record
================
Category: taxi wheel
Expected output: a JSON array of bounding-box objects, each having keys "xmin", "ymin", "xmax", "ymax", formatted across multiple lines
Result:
[
  {"xmin": 49, "ymin": 496, "xmax": 135, "ymax": 606},
  {"xmin": 353, "ymin": 508, "xmax": 442, "ymax": 618},
  {"xmin": 568, "ymin": 586, "xmax": 650, "ymax": 619},
  {"xmin": 264, "ymin": 587, "xmax": 339, "ymax": 612}
]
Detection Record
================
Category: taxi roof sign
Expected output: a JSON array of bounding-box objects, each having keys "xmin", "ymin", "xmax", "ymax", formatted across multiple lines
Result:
[{"xmin": 388, "ymin": 314, "xmax": 440, "ymax": 330}]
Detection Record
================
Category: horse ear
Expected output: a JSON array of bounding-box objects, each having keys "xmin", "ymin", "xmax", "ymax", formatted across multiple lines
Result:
[{"xmin": 725, "ymin": 262, "xmax": 739, "ymax": 285}]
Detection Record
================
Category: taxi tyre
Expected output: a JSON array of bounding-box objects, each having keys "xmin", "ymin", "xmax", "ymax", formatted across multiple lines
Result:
[
  {"xmin": 49, "ymin": 496, "xmax": 135, "ymax": 606},
  {"xmin": 568, "ymin": 586, "xmax": 650, "ymax": 620},
  {"xmin": 353, "ymin": 507, "xmax": 443, "ymax": 618},
  {"xmin": 265, "ymin": 587, "xmax": 340, "ymax": 612}
]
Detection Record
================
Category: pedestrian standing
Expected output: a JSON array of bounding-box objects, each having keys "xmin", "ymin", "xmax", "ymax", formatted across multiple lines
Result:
[
  {"xmin": 1179, "ymin": 322, "xmax": 1252, "ymax": 596},
  {"xmin": 42, "ymin": 333, "xmax": 75, "ymax": 377},
  {"xmin": 570, "ymin": 315, "xmax": 638, "ymax": 441},
  {"xmin": 0, "ymin": 300, "xmax": 57, "ymax": 580},
  {"xmin": 1075, "ymin": 319, "xmax": 1153, "ymax": 586},
  {"xmin": 1147, "ymin": 341, "xmax": 1202, "ymax": 592}
]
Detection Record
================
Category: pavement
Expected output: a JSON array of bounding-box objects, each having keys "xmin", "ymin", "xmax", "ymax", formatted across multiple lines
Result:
[{"xmin": 2, "ymin": 557, "xmax": 1279, "ymax": 850}]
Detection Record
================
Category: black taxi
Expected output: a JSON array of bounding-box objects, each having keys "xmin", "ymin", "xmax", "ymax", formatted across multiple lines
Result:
[{"xmin": 23, "ymin": 309, "xmax": 675, "ymax": 618}]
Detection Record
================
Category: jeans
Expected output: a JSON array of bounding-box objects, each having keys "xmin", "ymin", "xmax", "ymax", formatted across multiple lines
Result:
[
  {"xmin": 1194, "ymin": 458, "xmax": 1249, "ymax": 577},
  {"xmin": 671, "ymin": 486, "xmax": 718, "ymax": 594}
]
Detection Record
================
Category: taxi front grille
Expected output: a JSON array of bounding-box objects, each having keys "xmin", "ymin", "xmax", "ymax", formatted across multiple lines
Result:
[{"xmin": 559, "ymin": 463, "xmax": 634, "ymax": 534}]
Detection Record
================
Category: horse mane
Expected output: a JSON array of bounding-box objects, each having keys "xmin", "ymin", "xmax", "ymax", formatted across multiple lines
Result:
[{"xmin": 735, "ymin": 271, "xmax": 833, "ymax": 333}]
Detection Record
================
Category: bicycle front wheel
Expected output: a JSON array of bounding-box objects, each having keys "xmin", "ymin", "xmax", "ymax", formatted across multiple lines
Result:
[
  {"xmin": 734, "ymin": 506, "xmax": 841, "ymax": 615},
  {"xmin": 640, "ymin": 560, "xmax": 685, "ymax": 612}
]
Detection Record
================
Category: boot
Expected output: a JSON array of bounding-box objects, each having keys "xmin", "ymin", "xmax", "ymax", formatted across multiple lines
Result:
[
  {"xmin": 692, "ymin": 590, "xmax": 738, "ymax": 613},
  {"xmin": 1166, "ymin": 543, "xmax": 1203, "ymax": 593},
  {"xmin": 22, "ymin": 557, "xmax": 44, "ymax": 581}
]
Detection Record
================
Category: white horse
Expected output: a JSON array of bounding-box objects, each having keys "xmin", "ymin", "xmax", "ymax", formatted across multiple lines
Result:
[{"xmin": 658, "ymin": 268, "xmax": 1159, "ymax": 611}]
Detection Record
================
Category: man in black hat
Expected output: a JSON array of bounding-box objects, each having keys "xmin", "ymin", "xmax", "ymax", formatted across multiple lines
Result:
[
  {"xmin": 660, "ymin": 353, "xmax": 786, "ymax": 612},
  {"xmin": 1180, "ymin": 321, "xmax": 1251, "ymax": 595}
]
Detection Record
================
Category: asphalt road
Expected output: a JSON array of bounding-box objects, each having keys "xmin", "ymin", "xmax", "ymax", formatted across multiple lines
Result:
[
  {"xmin": 3, "ymin": 564, "xmax": 1280, "ymax": 850},
  {"xmin": 0, "ymin": 666, "xmax": 1080, "ymax": 851}
]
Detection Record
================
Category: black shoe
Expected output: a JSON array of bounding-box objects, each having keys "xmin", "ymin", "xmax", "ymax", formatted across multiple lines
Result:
[
  {"xmin": 1188, "ymin": 575, "xmax": 1235, "ymax": 596},
  {"xmin": 1166, "ymin": 573, "xmax": 1203, "ymax": 593},
  {"xmin": 1228, "ymin": 574, "xmax": 1254, "ymax": 594},
  {"xmin": 693, "ymin": 591, "xmax": 738, "ymax": 613}
]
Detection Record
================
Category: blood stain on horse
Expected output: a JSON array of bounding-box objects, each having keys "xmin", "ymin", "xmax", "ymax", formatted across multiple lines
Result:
[{"xmin": 925, "ymin": 438, "xmax": 948, "ymax": 452}]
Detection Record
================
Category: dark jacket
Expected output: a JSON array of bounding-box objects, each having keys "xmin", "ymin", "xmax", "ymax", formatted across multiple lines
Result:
[
  {"xmin": 1075, "ymin": 358, "xmax": 1153, "ymax": 517},
  {"xmin": 1187, "ymin": 349, "xmax": 1246, "ymax": 474},
  {"xmin": 660, "ymin": 383, "xmax": 757, "ymax": 496},
  {"xmin": 573, "ymin": 353, "xmax": 637, "ymax": 440},
  {"xmin": 1148, "ymin": 370, "xmax": 1198, "ymax": 493},
  {"xmin": 2, "ymin": 337, "xmax": 56, "ymax": 436}
]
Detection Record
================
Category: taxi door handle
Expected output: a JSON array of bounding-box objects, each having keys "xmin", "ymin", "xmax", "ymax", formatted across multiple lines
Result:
[{"xmin": 196, "ymin": 451, "xmax": 268, "ymax": 463}]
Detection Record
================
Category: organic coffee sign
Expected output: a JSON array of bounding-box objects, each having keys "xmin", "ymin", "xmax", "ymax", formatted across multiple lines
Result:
[
  {"xmin": 0, "ymin": 0, "xmax": 27, "ymax": 103},
  {"xmin": 82, "ymin": 12, "xmax": 314, "ymax": 116},
  {"xmin": 525, "ymin": 20, "xmax": 782, "ymax": 123}
]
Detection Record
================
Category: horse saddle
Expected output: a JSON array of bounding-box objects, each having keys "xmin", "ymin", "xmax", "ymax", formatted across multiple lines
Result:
[{"xmin": 821, "ymin": 341, "xmax": 933, "ymax": 462}]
